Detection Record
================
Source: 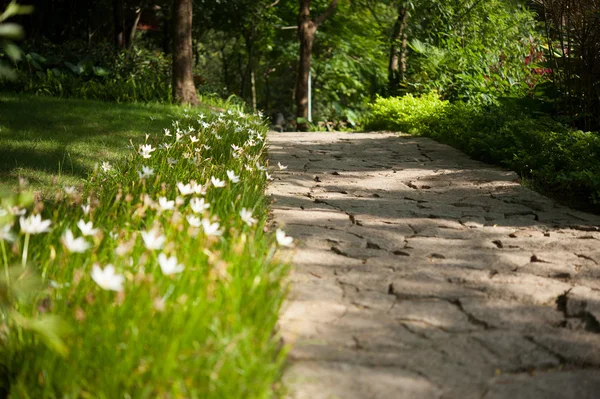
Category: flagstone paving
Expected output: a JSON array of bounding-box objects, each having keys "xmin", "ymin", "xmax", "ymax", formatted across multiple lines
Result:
[{"xmin": 267, "ymin": 132, "xmax": 600, "ymax": 399}]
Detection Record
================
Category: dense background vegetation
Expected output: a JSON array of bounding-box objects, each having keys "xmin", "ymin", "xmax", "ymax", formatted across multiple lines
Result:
[
  {"xmin": 1, "ymin": 1, "xmax": 596, "ymax": 127},
  {"xmin": 1, "ymin": 0, "xmax": 600, "ymax": 396}
]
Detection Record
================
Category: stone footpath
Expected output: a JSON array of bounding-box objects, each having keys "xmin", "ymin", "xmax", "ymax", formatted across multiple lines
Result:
[{"xmin": 266, "ymin": 132, "xmax": 600, "ymax": 399}]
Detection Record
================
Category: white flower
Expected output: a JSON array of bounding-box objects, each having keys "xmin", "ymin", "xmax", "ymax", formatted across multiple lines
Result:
[
  {"xmin": 202, "ymin": 144, "xmax": 211, "ymax": 150},
  {"xmin": 211, "ymin": 176, "xmax": 226, "ymax": 188},
  {"xmin": 231, "ymin": 144, "xmax": 242, "ymax": 152},
  {"xmin": 160, "ymin": 143, "xmax": 172, "ymax": 150},
  {"xmin": 139, "ymin": 144, "xmax": 156, "ymax": 159},
  {"xmin": 167, "ymin": 158, "xmax": 178, "ymax": 166},
  {"xmin": 158, "ymin": 253, "xmax": 184, "ymax": 275},
  {"xmin": 10, "ymin": 207, "xmax": 26, "ymax": 216},
  {"xmin": 201, "ymin": 219, "xmax": 223, "ymax": 236},
  {"xmin": 164, "ymin": 128, "xmax": 171, "ymax": 137},
  {"xmin": 240, "ymin": 208, "xmax": 257, "ymax": 226},
  {"xmin": 276, "ymin": 229, "xmax": 293, "ymax": 247},
  {"xmin": 0, "ymin": 225, "xmax": 15, "ymax": 242},
  {"xmin": 190, "ymin": 181, "xmax": 206, "ymax": 195},
  {"xmin": 256, "ymin": 162, "xmax": 267, "ymax": 171},
  {"xmin": 198, "ymin": 113, "xmax": 205, "ymax": 120},
  {"xmin": 190, "ymin": 135, "xmax": 200, "ymax": 143},
  {"xmin": 177, "ymin": 182, "xmax": 194, "ymax": 196},
  {"xmin": 158, "ymin": 197, "xmax": 175, "ymax": 211},
  {"xmin": 214, "ymin": 134, "xmax": 222, "ymax": 140},
  {"xmin": 141, "ymin": 228, "xmax": 166, "ymax": 250},
  {"xmin": 277, "ymin": 162, "xmax": 288, "ymax": 170},
  {"xmin": 190, "ymin": 197, "xmax": 210, "ymax": 213},
  {"xmin": 91, "ymin": 264, "xmax": 124, "ymax": 292},
  {"xmin": 186, "ymin": 215, "xmax": 202, "ymax": 227},
  {"xmin": 20, "ymin": 214, "xmax": 52, "ymax": 234},
  {"xmin": 244, "ymin": 164, "xmax": 254, "ymax": 172},
  {"xmin": 63, "ymin": 186, "xmax": 76, "ymax": 195},
  {"xmin": 176, "ymin": 132, "xmax": 184, "ymax": 142},
  {"xmin": 101, "ymin": 161, "xmax": 112, "ymax": 172},
  {"xmin": 81, "ymin": 204, "xmax": 91, "ymax": 215},
  {"xmin": 77, "ymin": 220, "xmax": 99, "ymax": 236},
  {"xmin": 63, "ymin": 229, "xmax": 91, "ymax": 253},
  {"xmin": 226, "ymin": 170, "xmax": 240, "ymax": 183},
  {"xmin": 138, "ymin": 166, "xmax": 155, "ymax": 179},
  {"xmin": 266, "ymin": 172, "xmax": 274, "ymax": 181}
]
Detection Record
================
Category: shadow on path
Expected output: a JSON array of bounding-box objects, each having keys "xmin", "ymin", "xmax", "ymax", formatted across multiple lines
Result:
[{"xmin": 268, "ymin": 132, "xmax": 600, "ymax": 399}]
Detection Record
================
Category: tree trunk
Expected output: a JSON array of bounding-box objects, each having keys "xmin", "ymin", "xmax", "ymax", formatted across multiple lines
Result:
[
  {"xmin": 128, "ymin": 7, "xmax": 142, "ymax": 49},
  {"xmin": 172, "ymin": 0, "xmax": 199, "ymax": 106},
  {"xmin": 388, "ymin": 5, "xmax": 408, "ymax": 96},
  {"xmin": 113, "ymin": 0, "xmax": 125, "ymax": 49},
  {"xmin": 296, "ymin": 15, "xmax": 315, "ymax": 131},
  {"xmin": 295, "ymin": 0, "xmax": 339, "ymax": 131},
  {"xmin": 251, "ymin": 69, "xmax": 257, "ymax": 112}
]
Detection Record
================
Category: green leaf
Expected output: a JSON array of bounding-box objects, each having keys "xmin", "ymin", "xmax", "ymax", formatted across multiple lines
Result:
[
  {"xmin": 0, "ymin": 2, "xmax": 34, "ymax": 23},
  {"xmin": 3, "ymin": 41, "xmax": 21, "ymax": 61},
  {"xmin": 10, "ymin": 311, "xmax": 70, "ymax": 357},
  {"xmin": 0, "ymin": 60, "xmax": 16, "ymax": 80},
  {"xmin": 0, "ymin": 22, "xmax": 24, "ymax": 39},
  {"xmin": 93, "ymin": 66, "xmax": 109, "ymax": 77},
  {"xmin": 64, "ymin": 61, "xmax": 84, "ymax": 75}
]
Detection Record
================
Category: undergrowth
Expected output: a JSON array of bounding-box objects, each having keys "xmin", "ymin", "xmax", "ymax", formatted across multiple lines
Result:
[{"xmin": 365, "ymin": 93, "xmax": 600, "ymax": 208}]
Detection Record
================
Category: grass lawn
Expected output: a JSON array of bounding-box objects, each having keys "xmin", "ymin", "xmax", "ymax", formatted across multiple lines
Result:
[
  {"xmin": 0, "ymin": 93, "xmax": 289, "ymax": 398},
  {"xmin": 0, "ymin": 93, "xmax": 190, "ymax": 193}
]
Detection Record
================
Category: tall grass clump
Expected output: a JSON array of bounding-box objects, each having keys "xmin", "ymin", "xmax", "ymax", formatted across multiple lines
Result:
[{"xmin": 0, "ymin": 108, "xmax": 291, "ymax": 398}]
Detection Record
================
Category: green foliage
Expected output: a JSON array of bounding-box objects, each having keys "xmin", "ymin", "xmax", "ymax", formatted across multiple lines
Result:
[
  {"xmin": 365, "ymin": 92, "xmax": 448, "ymax": 132},
  {"xmin": 2, "ymin": 43, "xmax": 172, "ymax": 103},
  {"xmin": 311, "ymin": 2, "xmax": 391, "ymax": 122},
  {"xmin": 0, "ymin": 1, "xmax": 33, "ymax": 80},
  {"xmin": 0, "ymin": 94, "xmax": 288, "ymax": 397},
  {"xmin": 366, "ymin": 92, "xmax": 600, "ymax": 206},
  {"xmin": 404, "ymin": 0, "xmax": 544, "ymax": 104}
]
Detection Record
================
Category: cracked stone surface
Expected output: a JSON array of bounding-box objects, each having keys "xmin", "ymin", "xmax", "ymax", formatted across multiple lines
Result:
[{"xmin": 267, "ymin": 132, "xmax": 600, "ymax": 399}]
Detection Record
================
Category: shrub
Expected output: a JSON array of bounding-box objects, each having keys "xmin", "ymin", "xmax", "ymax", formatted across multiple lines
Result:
[
  {"xmin": 1, "ymin": 44, "xmax": 172, "ymax": 103},
  {"xmin": 366, "ymin": 93, "xmax": 600, "ymax": 206},
  {"xmin": 365, "ymin": 92, "xmax": 449, "ymax": 132}
]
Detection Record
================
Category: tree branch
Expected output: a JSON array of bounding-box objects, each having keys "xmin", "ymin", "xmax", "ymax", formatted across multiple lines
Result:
[
  {"xmin": 266, "ymin": 0, "xmax": 281, "ymax": 9},
  {"xmin": 314, "ymin": 0, "xmax": 339, "ymax": 27}
]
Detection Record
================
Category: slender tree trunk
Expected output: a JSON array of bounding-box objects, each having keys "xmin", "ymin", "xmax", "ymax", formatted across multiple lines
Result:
[
  {"xmin": 296, "ymin": 14, "xmax": 315, "ymax": 131},
  {"xmin": 251, "ymin": 69, "xmax": 257, "ymax": 112},
  {"xmin": 113, "ymin": 0, "xmax": 125, "ymax": 49},
  {"xmin": 87, "ymin": 0, "xmax": 95, "ymax": 47},
  {"xmin": 172, "ymin": 0, "xmax": 199, "ymax": 106},
  {"xmin": 128, "ymin": 7, "xmax": 142, "ymax": 49},
  {"xmin": 295, "ymin": 0, "xmax": 339, "ymax": 131},
  {"xmin": 388, "ymin": 5, "xmax": 408, "ymax": 96}
]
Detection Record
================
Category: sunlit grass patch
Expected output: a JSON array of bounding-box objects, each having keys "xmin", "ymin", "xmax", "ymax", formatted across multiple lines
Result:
[
  {"xmin": 0, "ymin": 95, "xmax": 291, "ymax": 398},
  {"xmin": 0, "ymin": 93, "xmax": 191, "ymax": 194}
]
